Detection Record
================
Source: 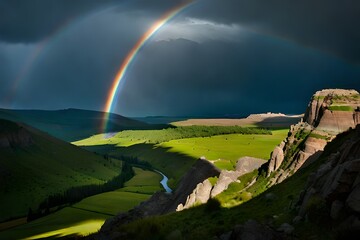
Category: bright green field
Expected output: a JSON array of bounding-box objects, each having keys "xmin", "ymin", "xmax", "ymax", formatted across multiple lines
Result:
[
  {"xmin": 0, "ymin": 168, "xmax": 160, "ymax": 239},
  {"xmin": 75, "ymin": 128, "xmax": 287, "ymax": 186},
  {"xmin": 159, "ymin": 129, "xmax": 288, "ymax": 170}
]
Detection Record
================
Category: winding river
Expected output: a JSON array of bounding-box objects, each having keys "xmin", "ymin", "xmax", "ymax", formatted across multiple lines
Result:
[{"xmin": 154, "ymin": 170, "xmax": 172, "ymax": 193}]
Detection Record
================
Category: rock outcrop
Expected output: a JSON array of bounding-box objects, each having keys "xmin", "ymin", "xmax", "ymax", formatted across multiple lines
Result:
[
  {"xmin": 95, "ymin": 158, "xmax": 220, "ymax": 239},
  {"xmin": 0, "ymin": 119, "xmax": 33, "ymax": 148},
  {"xmin": 267, "ymin": 89, "xmax": 359, "ymax": 186},
  {"xmin": 178, "ymin": 157, "xmax": 265, "ymax": 211},
  {"xmin": 304, "ymin": 89, "xmax": 360, "ymax": 133}
]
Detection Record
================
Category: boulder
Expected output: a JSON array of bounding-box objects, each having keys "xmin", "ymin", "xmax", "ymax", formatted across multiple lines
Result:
[{"xmin": 267, "ymin": 146, "xmax": 284, "ymax": 175}]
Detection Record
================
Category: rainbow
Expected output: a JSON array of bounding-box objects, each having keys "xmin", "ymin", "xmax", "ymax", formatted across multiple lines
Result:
[{"xmin": 102, "ymin": 0, "xmax": 195, "ymax": 132}]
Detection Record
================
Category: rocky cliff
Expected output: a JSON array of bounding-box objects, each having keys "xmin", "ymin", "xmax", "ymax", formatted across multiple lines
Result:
[
  {"xmin": 304, "ymin": 89, "xmax": 360, "ymax": 133},
  {"xmin": 266, "ymin": 89, "xmax": 359, "ymax": 186}
]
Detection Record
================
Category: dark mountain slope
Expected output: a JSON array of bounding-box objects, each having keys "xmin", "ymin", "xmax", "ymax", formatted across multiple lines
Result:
[{"xmin": 0, "ymin": 119, "xmax": 121, "ymax": 222}]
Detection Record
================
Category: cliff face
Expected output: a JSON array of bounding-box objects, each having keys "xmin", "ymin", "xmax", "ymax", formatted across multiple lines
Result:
[
  {"xmin": 0, "ymin": 119, "xmax": 33, "ymax": 148},
  {"xmin": 267, "ymin": 89, "xmax": 360, "ymax": 186},
  {"xmin": 304, "ymin": 89, "xmax": 360, "ymax": 133}
]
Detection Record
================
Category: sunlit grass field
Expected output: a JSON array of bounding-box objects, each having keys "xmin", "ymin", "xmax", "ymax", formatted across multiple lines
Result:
[{"xmin": 159, "ymin": 129, "xmax": 288, "ymax": 170}]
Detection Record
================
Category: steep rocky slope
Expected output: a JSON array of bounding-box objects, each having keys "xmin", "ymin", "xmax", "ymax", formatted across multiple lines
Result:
[{"xmin": 295, "ymin": 126, "xmax": 360, "ymax": 237}]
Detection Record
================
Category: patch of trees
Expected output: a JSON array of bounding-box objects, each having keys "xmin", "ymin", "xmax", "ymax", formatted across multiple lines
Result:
[
  {"xmin": 27, "ymin": 162, "xmax": 134, "ymax": 222},
  {"xmin": 118, "ymin": 155, "xmax": 152, "ymax": 169},
  {"xmin": 119, "ymin": 126, "xmax": 272, "ymax": 144}
]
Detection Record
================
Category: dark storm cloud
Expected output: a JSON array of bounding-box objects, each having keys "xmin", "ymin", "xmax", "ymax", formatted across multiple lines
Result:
[
  {"xmin": 1, "ymin": 0, "xmax": 360, "ymax": 117},
  {"xmin": 1, "ymin": 0, "xmax": 359, "ymax": 61},
  {"xmin": 116, "ymin": 34, "xmax": 360, "ymax": 116},
  {"xmin": 0, "ymin": 0, "xmax": 187, "ymax": 43},
  {"xmin": 0, "ymin": 0, "xmax": 123, "ymax": 43},
  {"xmin": 189, "ymin": 0, "xmax": 360, "ymax": 63}
]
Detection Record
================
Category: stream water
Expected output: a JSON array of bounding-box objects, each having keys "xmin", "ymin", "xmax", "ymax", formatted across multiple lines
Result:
[{"xmin": 154, "ymin": 170, "xmax": 172, "ymax": 193}]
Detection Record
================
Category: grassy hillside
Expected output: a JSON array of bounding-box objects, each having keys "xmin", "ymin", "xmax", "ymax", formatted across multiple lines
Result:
[
  {"xmin": 0, "ymin": 119, "xmax": 122, "ymax": 222},
  {"xmin": 0, "ymin": 108, "xmax": 152, "ymax": 141},
  {"xmin": 0, "ymin": 168, "xmax": 162, "ymax": 239}
]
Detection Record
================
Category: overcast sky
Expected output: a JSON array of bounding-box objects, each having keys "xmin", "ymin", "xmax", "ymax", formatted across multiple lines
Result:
[{"xmin": 0, "ymin": 0, "xmax": 359, "ymax": 117}]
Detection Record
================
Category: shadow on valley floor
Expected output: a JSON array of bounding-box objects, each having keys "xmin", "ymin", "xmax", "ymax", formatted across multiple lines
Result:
[
  {"xmin": 82, "ymin": 143, "xmax": 198, "ymax": 189},
  {"xmin": 255, "ymin": 116, "xmax": 302, "ymax": 129}
]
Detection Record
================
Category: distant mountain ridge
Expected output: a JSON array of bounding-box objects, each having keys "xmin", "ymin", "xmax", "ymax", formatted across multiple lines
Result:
[{"xmin": 0, "ymin": 108, "xmax": 152, "ymax": 141}]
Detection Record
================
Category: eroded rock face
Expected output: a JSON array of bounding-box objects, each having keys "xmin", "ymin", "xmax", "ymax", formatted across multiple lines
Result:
[
  {"xmin": 304, "ymin": 89, "xmax": 360, "ymax": 133},
  {"xmin": 178, "ymin": 157, "xmax": 265, "ymax": 210}
]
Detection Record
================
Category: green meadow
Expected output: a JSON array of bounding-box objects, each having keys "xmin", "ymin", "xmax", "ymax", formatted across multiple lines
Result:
[
  {"xmin": 75, "ymin": 128, "xmax": 288, "ymax": 176},
  {"xmin": 159, "ymin": 129, "xmax": 288, "ymax": 170},
  {"xmin": 0, "ymin": 168, "xmax": 161, "ymax": 239}
]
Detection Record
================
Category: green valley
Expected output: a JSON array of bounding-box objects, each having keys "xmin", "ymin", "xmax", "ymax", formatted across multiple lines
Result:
[{"xmin": 0, "ymin": 167, "xmax": 162, "ymax": 239}]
